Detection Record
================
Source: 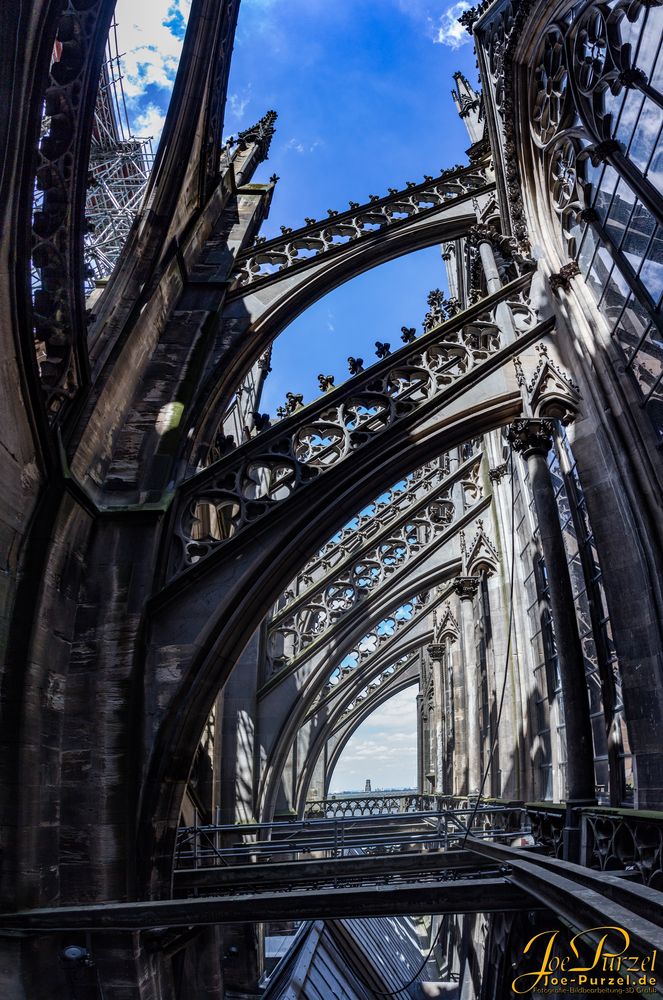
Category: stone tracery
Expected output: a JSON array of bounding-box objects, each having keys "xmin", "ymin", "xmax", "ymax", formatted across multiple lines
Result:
[
  {"xmin": 170, "ymin": 272, "xmax": 541, "ymax": 578},
  {"xmin": 1, "ymin": 1, "xmax": 663, "ymax": 995}
]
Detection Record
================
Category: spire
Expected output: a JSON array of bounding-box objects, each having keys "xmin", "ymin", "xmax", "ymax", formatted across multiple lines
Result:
[
  {"xmin": 451, "ymin": 73, "xmax": 483, "ymax": 146},
  {"xmin": 237, "ymin": 109, "xmax": 278, "ymax": 163}
]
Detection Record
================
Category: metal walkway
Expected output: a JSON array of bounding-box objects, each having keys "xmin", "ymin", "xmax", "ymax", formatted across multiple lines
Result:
[
  {"xmin": 1, "ymin": 801, "xmax": 662, "ymax": 989},
  {"xmin": 174, "ymin": 803, "xmax": 528, "ymax": 871}
]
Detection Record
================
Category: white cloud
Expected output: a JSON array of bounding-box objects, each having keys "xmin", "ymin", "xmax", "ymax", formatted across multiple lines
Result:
[
  {"xmin": 114, "ymin": 0, "xmax": 192, "ymax": 132},
  {"xmin": 284, "ymin": 137, "xmax": 324, "ymax": 155},
  {"xmin": 228, "ymin": 88, "xmax": 252, "ymax": 121},
  {"xmin": 329, "ymin": 688, "xmax": 418, "ymax": 792},
  {"xmin": 433, "ymin": 1, "xmax": 471, "ymax": 49},
  {"xmin": 132, "ymin": 102, "xmax": 167, "ymax": 141}
]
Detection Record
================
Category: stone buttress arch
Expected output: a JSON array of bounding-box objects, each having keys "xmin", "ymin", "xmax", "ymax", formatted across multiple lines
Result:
[{"xmin": 296, "ymin": 670, "xmax": 421, "ymax": 814}]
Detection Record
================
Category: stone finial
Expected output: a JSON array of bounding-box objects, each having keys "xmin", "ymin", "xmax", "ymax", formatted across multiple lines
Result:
[
  {"xmin": 285, "ymin": 391, "xmax": 304, "ymax": 414},
  {"xmin": 252, "ymin": 411, "xmax": 271, "ymax": 432},
  {"xmin": 458, "ymin": 3, "xmax": 489, "ymax": 33},
  {"xmin": 423, "ymin": 289, "xmax": 448, "ymax": 332},
  {"xmin": 237, "ymin": 109, "xmax": 278, "ymax": 162}
]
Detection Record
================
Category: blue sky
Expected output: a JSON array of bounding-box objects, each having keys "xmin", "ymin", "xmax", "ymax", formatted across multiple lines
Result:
[
  {"xmin": 114, "ymin": 0, "xmax": 476, "ymax": 790},
  {"xmin": 114, "ymin": 0, "xmax": 479, "ymax": 412},
  {"xmin": 329, "ymin": 687, "xmax": 418, "ymax": 793},
  {"xmin": 226, "ymin": 0, "xmax": 480, "ymax": 413}
]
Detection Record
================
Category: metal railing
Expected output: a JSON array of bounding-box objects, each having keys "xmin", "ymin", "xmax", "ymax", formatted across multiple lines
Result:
[{"xmin": 175, "ymin": 803, "xmax": 528, "ymax": 870}]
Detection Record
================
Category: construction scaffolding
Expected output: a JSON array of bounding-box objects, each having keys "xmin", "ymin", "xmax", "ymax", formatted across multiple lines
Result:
[{"xmin": 83, "ymin": 19, "xmax": 155, "ymax": 289}]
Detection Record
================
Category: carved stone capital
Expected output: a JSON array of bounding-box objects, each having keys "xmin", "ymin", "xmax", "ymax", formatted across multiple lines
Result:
[
  {"xmin": 618, "ymin": 67, "xmax": 648, "ymax": 88},
  {"xmin": 453, "ymin": 576, "xmax": 480, "ymax": 600},
  {"xmin": 428, "ymin": 642, "xmax": 448, "ymax": 660},
  {"xmin": 507, "ymin": 418, "xmax": 555, "ymax": 459},
  {"xmin": 550, "ymin": 261, "xmax": 581, "ymax": 293},
  {"xmin": 587, "ymin": 139, "xmax": 621, "ymax": 167},
  {"xmin": 489, "ymin": 462, "xmax": 508, "ymax": 483},
  {"xmin": 466, "ymin": 223, "xmax": 499, "ymax": 247},
  {"xmin": 577, "ymin": 207, "xmax": 598, "ymax": 224}
]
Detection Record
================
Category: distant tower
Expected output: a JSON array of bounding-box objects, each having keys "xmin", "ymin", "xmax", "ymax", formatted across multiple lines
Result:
[
  {"xmin": 365, "ymin": 779, "xmax": 372, "ymax": 792},
  {"xmin": 451, "ymin": 70, "xmax": 483, "ymax": 146}
]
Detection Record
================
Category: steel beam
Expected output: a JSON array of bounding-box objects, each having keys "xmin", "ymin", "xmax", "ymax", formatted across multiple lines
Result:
[
  {"xmin": 0, "ymin": 877, "xmax": 533, "ymax": 934},
  {"xmin": 174, "ymin": 848, "xmax": 492, "ymax": 893}
]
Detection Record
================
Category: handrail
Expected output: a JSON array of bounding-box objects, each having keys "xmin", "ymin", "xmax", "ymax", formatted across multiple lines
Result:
[{"xmin": 175, "ymin": 804, "xmax": 528, "ymax": 869}]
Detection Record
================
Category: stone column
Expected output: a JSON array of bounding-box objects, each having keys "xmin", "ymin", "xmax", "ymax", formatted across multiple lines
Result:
[
  {"xmin": 416, "ymin": 693, "xmax": 425, "ymax": 793},
  {"xmin": 508, "ymin": 420, "xmax": 596, "ymax": 849},
  {"xmin": 428, "ymin": 642, "xmax": 446, "ymax": 795},
  {"xmin": 448, "ymin": 638, "xmax": 467, "ymax": 795},
  {"xmin": 421, "ymin": 695, "xmax": 430, "ymax": 795},
  {"xmin": 454, "ymin": 577, "xmax": 481, "ymax": 796},
  {"xmin": 472, "ymin": 230, "xmax": 520, "ymax": 347},
  {"xmin": 429, "ymin": 636, "xmax": 458, "ymax": 795},
  {"xmin": 478, "ymin": 239, "xmax": 503, "ymax": 296}
]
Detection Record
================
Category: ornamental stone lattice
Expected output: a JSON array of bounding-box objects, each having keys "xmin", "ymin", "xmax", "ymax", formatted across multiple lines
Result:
[
  {"xmin": 277, "ymin": 459, "xmax": 450, "ymax": 609},
  {"xmin": 336, "ymin": 651, "xmax": 420, "ymax": 725},
  {"xmin": 32, "ymin": 0, "xmax": 120, "ymax": 419},
  {"xmin": 311, "ymin": 591, "xmax": 437, "ymax": 698},
  {"xmin": 229, "ymin": 163, "xmax": 491, "ymax": 292},
  {"xmin": 167, "ymin": 272, "xmax": 542, "ymax": 580},
  {"xmin": 266, "ymin": 457, "xmax": 485, "ymax": 669}
]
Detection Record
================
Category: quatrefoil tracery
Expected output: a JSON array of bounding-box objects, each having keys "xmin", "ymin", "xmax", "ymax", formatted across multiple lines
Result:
[
  {"xmin": 280, "ymin": 459, "xmax": 451, "ymax": 603},
  {"xmin": 230, "ymin": 164, "xmax": 491, "ymax": 291},
  {"xmin": 310, "ymin": 592, "xmax": 434, "ymax": 695},
  {"xmin": 172, "ymin": 273, "xmax": 539, "ymax": 579},
  {"xmin": 267, "ymin": 478, "xmax": 483, "ymax": 670}
]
